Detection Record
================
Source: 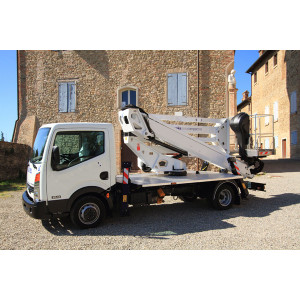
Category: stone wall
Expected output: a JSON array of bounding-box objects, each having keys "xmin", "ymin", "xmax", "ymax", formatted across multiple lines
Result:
[
  {"xmin": 14, "ymin": 50, "xmax": 234, "ymax": 172},
  {"xmin": 0, "ymin": 141, "xmax": 31, "ymax": 181},
  {"xmin": 251, "ymin": 50, "xmax": 300, "ymax": 159},
  {"xmin": 285, "ymin": 51, "xmax": 300, "ymax": 158}
]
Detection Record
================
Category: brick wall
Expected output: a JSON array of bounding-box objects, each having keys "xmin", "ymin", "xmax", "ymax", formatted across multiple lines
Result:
[
  {"xmin": 13, "ymin": 50, "xmax": 234, "ymax": 172},
  {"xmin": 0, "ymin": 142, "xmax": 31, "ymax": 181},
  {"xmin": 251, "ymin": 50, "xmax": 300, "ymax": 159},
  {"xmin": 285, "ymin": 51, "xmax": 300, "ymax": 158}
]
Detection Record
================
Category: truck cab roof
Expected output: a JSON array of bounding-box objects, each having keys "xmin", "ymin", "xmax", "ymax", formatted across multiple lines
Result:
[{"xmin": 41, "ymin": 122, "xmax": 114, "ymax": 131}]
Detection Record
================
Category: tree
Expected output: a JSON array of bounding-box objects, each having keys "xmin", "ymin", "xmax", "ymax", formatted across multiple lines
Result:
[{"xmin": 0, "ymin": 131, "xmax": 4, "ymax": 142}]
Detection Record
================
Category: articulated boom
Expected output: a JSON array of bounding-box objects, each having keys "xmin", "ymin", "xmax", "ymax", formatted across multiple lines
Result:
[{"xmin": 118, "ymin": 106, "xmax": 256, "ymax": 178}]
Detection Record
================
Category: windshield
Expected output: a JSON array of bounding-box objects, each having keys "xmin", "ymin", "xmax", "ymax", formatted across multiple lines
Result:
[{"xmin": 31, "ymin": 128, "xmax": 50, "ymax": 163}]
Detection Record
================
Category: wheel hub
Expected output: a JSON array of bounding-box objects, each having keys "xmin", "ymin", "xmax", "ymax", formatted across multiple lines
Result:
[
  {"xmin": 78, "ymin": 203, "xmax": 100, "ymax": 225},
  {"xmin": 219, "ymin": 189, "xmax": 232, "ymax": 206}
]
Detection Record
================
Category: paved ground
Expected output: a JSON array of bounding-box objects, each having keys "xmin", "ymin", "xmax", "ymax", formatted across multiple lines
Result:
[{"xmin": 1, "ymin": 159, "xmax": 299, "ymax": 250}]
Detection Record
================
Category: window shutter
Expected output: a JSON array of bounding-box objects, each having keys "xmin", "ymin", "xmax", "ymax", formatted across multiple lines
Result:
[
  {"xmin": 68, "ymin": 82, "xmax": 76, "ymax": 112},
  {"xmin": 178, "ymin": 73, "xmax": 187, "ymax": 105},
  {"xmin": 274, "ymin": 136, "xmax": 278, "ymax": 148},
  {"xmin": 59, "ymin": 82, "xmax": 68, "ymax": 112},
  {"xmin": 291, "ymin": 131, "xmax": 297, "ymax": 145},
  {"xmin": 254, "ymin": 113, "xmax": 257, "ymax": 130},
  {"xmin": 273, "ymin": 102, "xmax": 278, "ymax": 121},
  {"xmin": 291, "ymin": 91, "xmax": 297, "ymax": 113},
  {"xmin": 265, "ymin": 138, "xmax": 269, "ymax": 149},
  {"xmin": 265, "ymin": 106, "xmax": 269, "ymax": 125},
  {"xmin": 168, "ymin": 73, "xmax": 178, "ymax": 106}
]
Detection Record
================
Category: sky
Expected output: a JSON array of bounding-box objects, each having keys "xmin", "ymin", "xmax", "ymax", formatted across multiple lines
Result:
[
  {"xmin": 0, "ymin": 50, "xmax": 17, "ymax": 142},
  {"xmin": 0, "ymin": 50, "xmax": 259, "ymax": 142},
  {"xmin": 235, "ymin": 50, "xmax": 259, "ymax": 104}
]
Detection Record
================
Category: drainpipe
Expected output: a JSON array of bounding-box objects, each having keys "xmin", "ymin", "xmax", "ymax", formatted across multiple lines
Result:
[
  {"xmin": 197, "ymin": 50, "xmax": 200, "ymax": 118},
  {"xmin": 197, "ymin": 50, "xmax": 200, "ymax": 170},
  {"xmin": 225, "ymin": 57, "xmax": 234, "ymax": 118},
  {"xmin": 12, "ymin": 50, "xmax": 20, "ymax": 142}
]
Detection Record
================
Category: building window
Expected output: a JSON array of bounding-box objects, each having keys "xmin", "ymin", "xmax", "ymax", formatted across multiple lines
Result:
[
  {"xmin": 253, "ymin": 72, "xmax": 257, "ymax": 84},
  {"xmin": 265, "ymin": 61, "xmax": 269, "ymax": 74},
  {"xmin": 167, "ymin": 73, "xmax": 188, "ymax": 106},
  {"xmin": 291, "ymin": 131, "xmax": 298, "ymax": 145},
  {"xmin": 58, "ymin": 82, "xmax": 76, "ymax": 112},
  {"xmin": 274, "ymin": 53, "xmax": 278, "ymax": 67},
  {"xmin": 291, "ymin": 91, "xmax": 297, "ymax": 114},
  {"xmin": 121, "ymin": 89, "xmax": 137, "ymax": 108},
  {"xmin": 265, "ymin": 106, "xmax": 269, "ymax": 125},
  {"xmin": 274, "ymin": 136, "xmax": 279, "ymax": 148},
  {"xmin": 273, "ymin": 101, "xmax": 278, "ymax": 122},
  {"xmin": 265, "ymin": 138, "xmax": 270, "ymax": 149}
]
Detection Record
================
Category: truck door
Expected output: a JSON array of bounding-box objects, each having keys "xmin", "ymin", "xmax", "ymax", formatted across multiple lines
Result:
[{"xmin": 46, "ymin": 129, "xmax": 112, "ymax": 202}]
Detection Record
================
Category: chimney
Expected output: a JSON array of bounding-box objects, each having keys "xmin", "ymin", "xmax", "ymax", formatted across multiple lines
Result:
[
  {"xmin": 259, "ymin": 50, "xmax": 265, "ymax": 56},
  {"xmin": 242, "ymin": 90, "xmax": 249, "ymax": 101}
]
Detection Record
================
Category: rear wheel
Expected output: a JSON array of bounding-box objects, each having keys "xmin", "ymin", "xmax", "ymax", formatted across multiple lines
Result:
[
  {"xmin": 70, "ymin": 195, "xmax": 106, "ymax": 229},
  {"xmin": 210, "ymin": 183, "xmax": 235, "ymax": 210}
]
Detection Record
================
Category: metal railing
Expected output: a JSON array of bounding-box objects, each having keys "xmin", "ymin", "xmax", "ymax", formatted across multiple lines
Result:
[
  {"xmin": 250, "ymin": 114, "xmax": 274, "ymax": 150},
  {"xmin": 230, "ymin": 114, "xmax": 275, "ymax": 155}
]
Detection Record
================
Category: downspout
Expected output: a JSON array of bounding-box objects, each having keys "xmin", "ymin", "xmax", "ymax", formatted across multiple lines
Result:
[
  {"xmin": 197, "ymin": 50, "xmax": 200, "ymax": 118},
  {"xmin": 250, "ymin": 72, "xmax": 253, "ymax": 116},
  {"xmin": 12, "ymin": 50, "xmax": 20, "ymax": 142},
  {"xmin": 197, "ymin": 50, "xmax": 200, "ymax": 170},
  {"xmin": 225, "ymin": 55, "xmax": 234, "ymax": 118}
]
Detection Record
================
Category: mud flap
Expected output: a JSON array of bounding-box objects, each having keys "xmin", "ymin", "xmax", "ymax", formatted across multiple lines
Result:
[{"xmin": 246, "ymin": 181, "xmax": 266, "ymax": 191}]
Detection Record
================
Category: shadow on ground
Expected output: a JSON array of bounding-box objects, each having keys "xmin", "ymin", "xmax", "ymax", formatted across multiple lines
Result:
[
  {"xmin": 42, "ymin": 193, "xmax": 300, "ymax": 238},
  {"xmin": 263, "ymin": 159, "xmax": 300, "ymax": 173}
]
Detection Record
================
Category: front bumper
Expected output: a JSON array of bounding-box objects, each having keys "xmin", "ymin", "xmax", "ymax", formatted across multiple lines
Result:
[{"xmin": 22, "ymin": 191, "xmax": 51, "ymax": 219}]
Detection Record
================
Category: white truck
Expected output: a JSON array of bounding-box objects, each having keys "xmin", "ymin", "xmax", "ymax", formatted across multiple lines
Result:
[{"xmin": 23, "ymin": 105, "xmax": 267, "ymax": 228}]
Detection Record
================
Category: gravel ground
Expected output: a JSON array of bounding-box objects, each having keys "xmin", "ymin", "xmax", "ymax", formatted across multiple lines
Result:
[{"xmin": 1, "ymin": 159, "xmax": 299, "ymax": 250}]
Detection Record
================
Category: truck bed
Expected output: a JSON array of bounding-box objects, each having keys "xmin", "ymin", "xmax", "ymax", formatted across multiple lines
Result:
[{"xmin": 116, "ymin": 171, "xmax": 243, "ymax": 188}]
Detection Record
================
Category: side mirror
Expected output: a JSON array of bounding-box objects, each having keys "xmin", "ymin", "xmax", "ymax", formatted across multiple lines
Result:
[{"xmin": 51, "ymin": 146, "xmax": 60, "ymax": 170}]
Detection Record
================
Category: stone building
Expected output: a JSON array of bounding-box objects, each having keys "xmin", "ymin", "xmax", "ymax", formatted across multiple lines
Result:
[
  {"xmin": 237, "ymin": 90, "xmax": 251, "ymax": 115},
  {"xmin": 13, "ymin": 50, "xmax": 235, "ymax": 172},
  {"xmin": 246, "ymin": 50, "xmax": 300, "ymax": 159}
]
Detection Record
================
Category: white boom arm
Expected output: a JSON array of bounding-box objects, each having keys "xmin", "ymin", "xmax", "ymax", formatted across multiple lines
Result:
[{"xmin": 118, "ymin": 106, "xmax": 254, "ymax": 178}]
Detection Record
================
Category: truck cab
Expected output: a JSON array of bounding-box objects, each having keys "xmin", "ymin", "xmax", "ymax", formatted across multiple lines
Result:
[{"xmin": 23, "ymin": 122, "xmax": 116, "ymax": 227}]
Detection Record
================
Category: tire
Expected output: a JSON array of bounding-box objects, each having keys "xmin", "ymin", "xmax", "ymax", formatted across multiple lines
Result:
[
  {"xmin": 70, "ymin": 195, "xmax": 106, "ymax": 229},
  {"xmin": 210, "ymin": 183, "xmax": 235, "ymax": 210}
]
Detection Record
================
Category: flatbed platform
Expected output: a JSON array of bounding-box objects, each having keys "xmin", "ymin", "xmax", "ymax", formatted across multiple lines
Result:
[{"xmin": 116, "ymin": 171, "xmax": 243, "ymax": 188}]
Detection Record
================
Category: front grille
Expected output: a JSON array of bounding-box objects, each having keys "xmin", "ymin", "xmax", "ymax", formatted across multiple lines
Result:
[{"xmin": 27, "ymin": 183, "xmax": 34, "ymax": 194}]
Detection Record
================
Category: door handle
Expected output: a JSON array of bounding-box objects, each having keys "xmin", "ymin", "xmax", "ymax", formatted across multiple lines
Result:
[{"xmin": 100, "ymin": 171, "xmax": 109, "ymax": 180}]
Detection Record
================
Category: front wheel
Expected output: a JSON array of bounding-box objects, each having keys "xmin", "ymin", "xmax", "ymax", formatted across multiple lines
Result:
[
  {"xmin": 210, "ymin": 183, "xmax": 235, "ymax": 210},
  {"xmin": 70, "ymin": 195, "xmax": 106, "ymax": 229}
]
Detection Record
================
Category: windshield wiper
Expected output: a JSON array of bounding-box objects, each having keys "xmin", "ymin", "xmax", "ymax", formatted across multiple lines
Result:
[
  {"xmin": 29, "ymin": 159, "xmax": 37, "ymax": 169},
  {"xmin": 31, "ymin": 156, "xmax": 43, "ymax": 169}
]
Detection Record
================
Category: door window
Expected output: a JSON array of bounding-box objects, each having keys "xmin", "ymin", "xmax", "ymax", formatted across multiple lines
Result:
[{"xmin": 53, "ymin": 131, "xmax": 104, "ymax": 170}]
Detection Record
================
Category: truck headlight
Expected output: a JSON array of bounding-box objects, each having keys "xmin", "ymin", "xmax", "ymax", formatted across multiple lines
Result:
[{"xmin": 34, "ymin": 173, "xmax": 40, "ymax": 202}]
